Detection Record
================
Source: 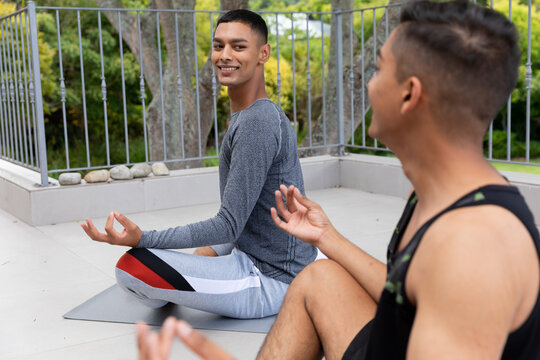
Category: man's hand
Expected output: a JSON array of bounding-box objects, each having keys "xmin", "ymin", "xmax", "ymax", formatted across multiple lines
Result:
[
  {"xmin": 193, "ymin": 246, "xmax": 218, "ymax": 257},
  {"xmin": 81, "ymin": 211, "xmax": 142, "ymax": 247},
  {"xmin": 137, "ymin": 317, "xmax": 235, "ymax": 360},
  {"xmin": 137, "ymin": 318, "xmax": 176, "ymax": 360},
  {"xmin": 271, "ymin": 185, "xmax": 334, "ymax": 246}
]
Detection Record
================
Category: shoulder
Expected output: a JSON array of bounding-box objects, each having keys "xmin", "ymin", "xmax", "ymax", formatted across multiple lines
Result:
[
  {"xmin": 405, "ymin": 205, "xmax": 539, "ymax": 356},
  {"xmin": 237, "ymin": 99, "xmax": 283, "ymax": 130},
  {"xmin": 408, "ymin": 204, "xmax": 537, "ymax": 319},
  {"xmin": 422, "ymin": 204, "xmax": 533, "ymax": 263},
  {"xmin": 230, "ymin": 100, "xmax": 285, "ymax": 150},
  {"xmin": 430, "ymin": 204, "xmax": 530, "ymax": 246},
  {"xmin": 411, "ymin": 205, "xmax": 533, "ymax": 286},
  {"xmin": 248, "ymin": 98, "xmax": 282, "ymax": 114},
  {"xmin": 402, "ymin": 205, "xmax": 534, "ymax": 358}
]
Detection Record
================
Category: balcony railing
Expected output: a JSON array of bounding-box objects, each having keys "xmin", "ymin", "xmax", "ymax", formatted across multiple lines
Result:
[{"xmin": 0, "ymin": 1, "xmax": 537, "ymax": 187}]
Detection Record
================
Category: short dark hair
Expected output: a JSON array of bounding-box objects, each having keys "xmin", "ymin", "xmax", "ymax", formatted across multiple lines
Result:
[
  {"xmin": 216, "ymin": 9, "xmax": 268, "ymax": 44},
  {"xmin": 392, "ymin": 0, "xmax": 520, "ymax": 134}
]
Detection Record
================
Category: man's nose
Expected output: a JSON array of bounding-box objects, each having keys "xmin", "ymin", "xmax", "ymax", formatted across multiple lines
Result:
[{"xmin": 221, "ymin": 44, "xmax": 233, "ymax": 61}]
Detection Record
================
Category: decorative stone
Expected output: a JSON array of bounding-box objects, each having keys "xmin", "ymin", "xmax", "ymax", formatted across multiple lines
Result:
[
  {"xmin": 152, "ymin": 162, "xmax": 169, "ymax": 176},
  {"xmin": 83, "ymin": 169, "xmax": 110, "ymax": 183},
  {"xmin": 110, "ymin": 165, "xmax": 133, "ymax": 180},
  {"xmin": 58, "ymin": 172, "xmax": 81, "ymax": 185},
  {"xmin": 130, "ymin": 163, "xmax": 152, "ymax": 178}
]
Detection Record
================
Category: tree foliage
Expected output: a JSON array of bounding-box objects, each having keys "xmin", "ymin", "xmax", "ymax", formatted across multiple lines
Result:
[{"xmin": 32, "ymin": 0, "xmax": 145, "ymax": 169}]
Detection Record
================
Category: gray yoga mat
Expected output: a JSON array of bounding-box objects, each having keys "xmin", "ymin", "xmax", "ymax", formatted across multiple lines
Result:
[{"xmin": 64, "ymin": 284, "xmax": 276, "ymax": 333}]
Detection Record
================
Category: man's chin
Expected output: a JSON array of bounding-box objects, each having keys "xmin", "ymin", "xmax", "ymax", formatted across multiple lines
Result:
[{"xmin": 217, "ymin": 78, "xmax": 234, "ymax": 87}]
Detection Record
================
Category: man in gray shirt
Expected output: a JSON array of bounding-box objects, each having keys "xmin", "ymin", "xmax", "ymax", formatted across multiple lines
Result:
[{"xmin": 81, "ymin": 9, "xmax": 319, "ymax": 319}]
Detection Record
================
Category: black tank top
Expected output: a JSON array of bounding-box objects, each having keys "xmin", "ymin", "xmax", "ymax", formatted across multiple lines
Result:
[{"xmin": 366, "ymin": 185, "xmax": 540, "ymax": 359}]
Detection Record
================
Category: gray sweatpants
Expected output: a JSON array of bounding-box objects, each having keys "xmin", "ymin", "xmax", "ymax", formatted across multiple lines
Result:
[{"xmin": 116, "ymin": 247, "xmax": 293, "ymax": 319}]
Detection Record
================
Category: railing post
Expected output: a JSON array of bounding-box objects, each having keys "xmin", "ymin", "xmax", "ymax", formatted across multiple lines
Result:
[
  {"xmin": 525, "ymin": 0, "xmax": 532, "ymax": 163},
  {"xmin": 27, "ymin": 1, "xmax": 48, "ymax": 186},
  {"xmin": 335, "ymin": 9, "xmax": 345, "ymax": 156}
]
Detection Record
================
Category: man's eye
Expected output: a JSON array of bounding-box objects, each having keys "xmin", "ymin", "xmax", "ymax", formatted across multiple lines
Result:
[
  {"xmin": 234, "ymin": 46, "xmax": 245, "ymax": 50},
  {"xmin": 213, "ymin": 44, "xmax": 223, "ymax": 49}
]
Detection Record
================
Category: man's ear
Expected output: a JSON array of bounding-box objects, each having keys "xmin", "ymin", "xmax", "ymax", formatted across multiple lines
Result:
[
  {"xmin": 400, "ymin": 76, "xmax": 422, "ymax": 115},
  {"xmin": 258, "ymin": 43, "xmax": 271, "ymax": 64}
]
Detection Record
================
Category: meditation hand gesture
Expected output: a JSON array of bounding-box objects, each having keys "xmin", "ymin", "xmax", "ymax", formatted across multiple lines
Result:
[
  {"xmin": 81, "ymin": 211, "xmax": 142, "ymax": 247},
  {"xmin": 137, "ymin": 317, "xmax": 234, "ymax": 360},
  {"xmin": 271, "ymin": 185, "xmax": 334, "ymax": 246}
]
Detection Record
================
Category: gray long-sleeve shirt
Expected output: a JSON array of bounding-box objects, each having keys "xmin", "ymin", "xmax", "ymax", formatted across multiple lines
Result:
[{"xmin": 139, "ymin": 98, "xmax": 317, "ymax": 284}]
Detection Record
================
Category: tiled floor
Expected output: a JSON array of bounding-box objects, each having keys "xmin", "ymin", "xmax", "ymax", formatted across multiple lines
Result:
[{"xmin": 1, "ymin": 188, "xmax": 406, "ymax": 360}]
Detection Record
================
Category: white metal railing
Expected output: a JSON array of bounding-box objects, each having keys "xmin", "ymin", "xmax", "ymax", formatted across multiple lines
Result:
[{"xmin": 0, "ymin": 1, "xmax": 537, "ymax": 186}]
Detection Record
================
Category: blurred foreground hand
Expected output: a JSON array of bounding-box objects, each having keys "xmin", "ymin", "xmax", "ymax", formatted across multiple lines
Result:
[{"xmin": 137, "ymin": 317, "xmax": 235, "ymax": 360}]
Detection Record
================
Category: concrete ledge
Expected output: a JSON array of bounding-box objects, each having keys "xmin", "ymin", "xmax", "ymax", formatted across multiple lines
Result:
[
  {"xmin": 338, "ymin": 155, "xmax": 540, "ymax": 223},
  {"xmin": 299, "ymin": 155, "xmax": 341, "ymax": 190},
  {"xmin": 2, "ymin": 155, "xmax": 540, "ymax": 225},
  {"xmin": 339, "ymin": 154, "xmax": 411, "ymax": 198},
  {"xmin": 0, "ymin": 160, "xmax": 222, "ymax": 225},
  {"xmin": 0, "ymin": 175, "xmax": 32, "ymax": 224}
]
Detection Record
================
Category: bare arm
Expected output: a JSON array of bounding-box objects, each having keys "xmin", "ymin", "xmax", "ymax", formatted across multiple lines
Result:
[
  {"xmin": 406, "ymin": 207, "xmax": 536, "ymax": 359},
  {"xmin": 271, "ymin": 185, "xmax": 387, "ymax": 302}
]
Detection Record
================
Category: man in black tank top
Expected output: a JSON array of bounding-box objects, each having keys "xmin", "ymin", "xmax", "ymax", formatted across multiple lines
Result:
[
  {"xmin": 256, "ymin": 1, "xmax": 540, "ymax": 360},
  {"xmin": 134, "ymin": 2, "xmax": 540, "ymax": 358}
]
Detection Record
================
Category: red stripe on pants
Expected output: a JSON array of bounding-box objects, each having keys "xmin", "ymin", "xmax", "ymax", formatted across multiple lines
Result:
[{"xmin": 116, "ymin": 252, "xmax": 175, "ymax": 290}]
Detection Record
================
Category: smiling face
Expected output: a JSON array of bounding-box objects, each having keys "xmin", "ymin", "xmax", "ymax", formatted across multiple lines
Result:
[{"xmin": 212, "ymin": 21, "xmax": 268, "ymax": 89}]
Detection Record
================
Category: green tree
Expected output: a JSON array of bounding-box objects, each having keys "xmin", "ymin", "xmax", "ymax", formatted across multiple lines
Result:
[
  {"xmin": 34, "ymin": 0, "xmax": 144, "ymax": 170},
  {"xmin": 489, "ymin": 0, "xmax": 540, "ymax": 159}
]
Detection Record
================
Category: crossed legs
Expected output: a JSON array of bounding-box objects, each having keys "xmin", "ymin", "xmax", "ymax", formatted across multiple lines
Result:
[
  {"xmin": 116, "ymin": 248, "xmax": 289, "ymax": 318},
  {"xmin": 257, "ymin": 259, "xmax": 376, "ymax": 360}
]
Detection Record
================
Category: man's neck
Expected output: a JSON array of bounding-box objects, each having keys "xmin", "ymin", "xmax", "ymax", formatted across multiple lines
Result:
[
  {"xmin": 399, "ymin": 138, "xmax": 507, "ymax": 215},
  {"xmin": 228, "ymin": 71, "xmax": 268, "ymax": 113}
]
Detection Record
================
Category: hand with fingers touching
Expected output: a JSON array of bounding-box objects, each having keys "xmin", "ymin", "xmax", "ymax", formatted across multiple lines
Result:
[
  {"xmin": 80, "ymin": 211, "xmax": 142, "ymax": 247},
  {"xmin": 270, "ymin": 184, "xmax": 334, "ymax": 247},
  {"xmin": 137, "ymin": 317, "xmax": 177, "ymax": 360},
  {"xmin": 137, "ymin": 317, "xmax": 235, "ymax": 360}
]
